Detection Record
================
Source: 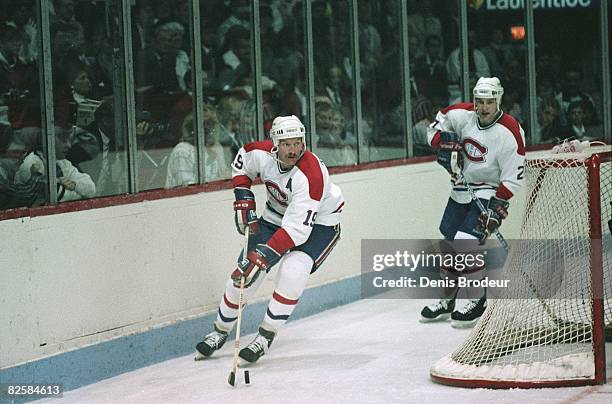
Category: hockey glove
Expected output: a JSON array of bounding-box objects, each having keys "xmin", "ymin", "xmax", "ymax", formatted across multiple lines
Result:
[
  {"xmin": 234, "ymin": 187, "xmax": 259, "ymax": 235},
  {"xmin": 436, "ymin": 132, "xmax": 463, "ymax": 175},
  {"xmin": 231, "ymin": 244, "xmax": 282, "ymax": 288},
  {"xmin": 476, "ymin": 196, "xmax": 509, "ymax": 237}
]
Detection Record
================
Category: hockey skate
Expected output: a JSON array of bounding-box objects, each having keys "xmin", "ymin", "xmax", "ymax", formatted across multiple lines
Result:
[
  {"xmin": 420, "ymin": 299, "xmax": 455, "ymax": 322},
  {"xmin": 451, "ymin": 297, "xmax": 487, "ymax": 328},
  {"xmin": 238, "ymin": 327, "xmax": 275, "ymax": 364},
  {"xmin": 195, "ymin": 323, "xmax": 228, "ymax": 360}
]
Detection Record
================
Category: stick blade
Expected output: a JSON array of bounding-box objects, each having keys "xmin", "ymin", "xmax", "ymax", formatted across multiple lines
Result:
[{"xmin": 228, "ymin": 371, "xmax": 236, "ymax": 386}]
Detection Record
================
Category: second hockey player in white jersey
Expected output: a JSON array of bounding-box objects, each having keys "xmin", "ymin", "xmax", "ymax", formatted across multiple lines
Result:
[
  {"xmin": 196, "ymin": 115, "xmax": 344, "ymax": 363},
  {"xmin": 421, "ymin": 77, "xmax": 525, "ymax": 327}
]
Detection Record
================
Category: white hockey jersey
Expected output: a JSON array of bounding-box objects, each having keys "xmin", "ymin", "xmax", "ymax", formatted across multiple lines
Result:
[
  {"xmin": 232, "ymin": 141, "xmax": 344, "ymax": 255},
  {"xmin": 427, "ymin": 103, "xmax": 526, "ymax": 204}
]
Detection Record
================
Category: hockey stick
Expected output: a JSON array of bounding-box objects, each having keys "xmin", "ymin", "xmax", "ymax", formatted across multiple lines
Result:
[{"xmin": 228, "ymin": 227, "xmax": 250, "ymax": 387}]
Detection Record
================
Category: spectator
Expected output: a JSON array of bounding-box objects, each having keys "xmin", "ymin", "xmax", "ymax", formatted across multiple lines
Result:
[
  {"xmin": 0, "ymin": 23, "xmax": 38, "ymax": 105},
  {"xmin": 0, "ymin": 123, "xmax": 44, "ymax": 209},
  {"xmin": 315, "ymin": 102, "xmax": 355, "ymax": 166},
  {"xmin": 281, "ymin": 72, "xmax": 307, "ymax": 123},
  {"xmin": 258, "ymin": 5, "xmax": 281, "ymax": 78},
  {"xmin": 313, "ymin": 101, "xmax": 334, "ymax": 148},
  {"xmin": 0, "ymin": 156, "xmax": 43, "ymax": 209},
  {"xmin": 52, "ymin": 0, "xmax": 80, "ymax": 26},
  {"xmin": 314, "ymin": 65, "xmax": 349, "ymax": 107},
  {"xmin": 558, "ymin": 101, "xmax": 599, "ymax": 141},
  {"xmin": 50, "ymin": 21, "xmax": 88, "ymax": 66},
  {"xmin": 555, "ymin": 68, "xmax": 597, "ymax": 127},
  {"xmin": 377, "ymin": 29, "xmax": 413, "ymax": 113},
  {"xmin": 268, "ymin": 0, "xmax": 294, "ymax": 34},
  {"xmin": 357, "ymin": 2, "xmax": 382, "ymax": 75},
  {"xmin": 501, "ymin": 86, "xmax": 523, "ymax": 125},
  {"xmin": 481, "ymin": 28, "xmax": 514, "ymax": 79},
  {"xmin": 135, "ymin": 21, "xmax": 190, "ymax": 93},
  {"xmin": 15, "ymin": 127, "xmax": 96, "ymax": 204},
  {"xmin": 165, "ymin": 112, "xmax": 197, "ymax": 188},
  {"xmin": 446, "ymin": 29, "xmax": 490, "ymax": 84},
  {"xmin": 63, "ymin": 61, "xmax": 96, "ymax": 105},
  {"xmin": 199, "ymin": 107, "xmax": 230, "ymax": 181},
  {"xmin": 377, "ymin": 0, "xmax": 400, "ymax": 53},
  {"xmin": 270, "ymin": 3, "xmax": 305, "ymax": 90},
  {"xmin": 217, "ymin": 94, "xmax": 251, "ymax": 154},
  {"xmin": 4, "ymin": 1, "xmax": 38, "ymax": 63},
  {"xmin": 176, "ymin": 0, "xmax": 192, "ymax": 51},
  {"xmin": 200, "ymin": 22, "xmax": 221, "ymax": 80},
  {"xmin": 502, "ymin": 57, "xmax": 526, "ymax": 99},
  {"xmin": 413, "ymin": 34, "xmax": 448, "ymax": 103},
  {"xmin": 214, "ymin": 25, "xmax": 251, "ymax": 91},
  {"xmin": 407, "ymin": 0, "xmax": 442, "ymax": 59},
  {"xmin": 87, "ymin": 24, "xmax": 114, "ymax": 98},
  {"xmin": 132, "ymin": 1, "xmax": 156, "ymax": 52},
  {"xmin": 64, "ymin": 101, "xmax": 116, "ymax": 196},
  {"xmin": 538, "ymin": 97, "xmax": 564, "ymax": 142},
  {"xmin": 536, "ymin": 75, "xmax": 555, "ymax": 101},
  {"xmin": 165, "ymin": 109, "xmax": 229, "ymax": 188},
  {"xmin": 216, "ymin": 0, "xmax": 250, "ymax": 51}
]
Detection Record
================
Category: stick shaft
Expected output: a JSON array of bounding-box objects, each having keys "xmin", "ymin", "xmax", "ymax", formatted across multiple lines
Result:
[
  {"xmin": 230, "ymin": 227, "xmax": 249, "ymax": 377},
  {"xmin": 457, "ymin": 170, "xmax": 509, "ymax": 251}
]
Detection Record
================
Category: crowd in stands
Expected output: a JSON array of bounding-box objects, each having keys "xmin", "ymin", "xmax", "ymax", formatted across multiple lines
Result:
[{"xmin": 0, "ymin": 0, "xmax": 605, "ymax": 210}]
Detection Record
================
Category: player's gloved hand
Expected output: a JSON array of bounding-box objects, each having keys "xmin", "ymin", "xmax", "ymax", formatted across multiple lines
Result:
[
  {"xmin": 436, "ymin": 132, "xmax": 463, "ymax": 175},
  {"xmin": 233, "ymin": 187, "xmax": 259, "ymax": 235},
  {"xmin": 231, "ymin": 244, "xmax": 281, "ymax": 288},
  {"xmin": 476, "ymin": 196, "xmax": 509, "ymax": 238}
]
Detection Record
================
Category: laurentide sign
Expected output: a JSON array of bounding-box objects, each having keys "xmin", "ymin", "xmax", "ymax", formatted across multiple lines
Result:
[{"xmin": 470, "ymin": 0, "xmax": 599, "ymax": 11}]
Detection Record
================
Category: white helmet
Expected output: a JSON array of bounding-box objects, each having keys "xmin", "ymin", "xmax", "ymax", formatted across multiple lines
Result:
[
  {"xmin": 473, "ymin": 77, "xmax": 504, "ymax": 110},
  {"xmin": 269, "ymin": 115, "xmax": 306, "ymax": 149}
]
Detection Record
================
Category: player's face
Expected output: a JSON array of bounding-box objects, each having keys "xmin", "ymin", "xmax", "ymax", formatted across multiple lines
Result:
[
  {"xmin": 277, "ymin": 137, "xmax": 304, "ymax": 168},
  {"xmin": 475, "ymin": 98, "xmax": 498, "ymax": 126}
]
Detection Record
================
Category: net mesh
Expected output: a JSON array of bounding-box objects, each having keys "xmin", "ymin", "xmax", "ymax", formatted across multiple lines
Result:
[{"xmin": 431, "ymin": 148, "xmax": 612, "ymax": 384}]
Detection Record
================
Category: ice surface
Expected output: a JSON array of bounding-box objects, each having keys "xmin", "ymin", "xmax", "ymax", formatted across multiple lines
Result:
[{"xmin": 35, "ymin": 299, "xmax": 612, "ymax": 404}]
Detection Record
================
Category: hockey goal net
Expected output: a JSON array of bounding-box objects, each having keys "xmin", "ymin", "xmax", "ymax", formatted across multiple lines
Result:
[{"xmin": 431, "ymin": 146, "xmax": 612, "ymax": 388}]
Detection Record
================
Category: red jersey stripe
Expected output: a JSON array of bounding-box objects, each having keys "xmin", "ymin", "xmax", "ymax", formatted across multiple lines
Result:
[
  {"xmin": 498, "ymin": 114, "xmax": 525, "ymax": 156},
  {"xmin": 496, "ymin": 183, "xmax": 514, "ymax": 200},
  {"xmin": 223, "ymin": 293, "xmax": 239, "ymax": 309},
  {"xmin": 267, "ymin": 228, "xmax": 296, "ymax": 255},
  {"xmin": 296, "ymin": 151, "xmax": 324, "ymax": 201},
  {"xmin": 440, "ymin": 102, "xmax": 474, "ymax": 114},
  {"xmin": 244, "ymin": 140, "xmax": 274, "ymax": 153},
  {"xmin": 273, "ymin": 291, "xmax": 299, "ymax": 305},
  {"xmin": 430, "ymin": 131, "xmax": 441, "ymax": 150},
  {"xmin": 232, "ymin": 174, "xmax": 252, "ymax": 188}
]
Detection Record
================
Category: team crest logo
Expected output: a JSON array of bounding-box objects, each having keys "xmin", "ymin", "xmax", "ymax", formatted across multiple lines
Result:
[
  {"xmin": 462, "ymin": 138, "xmax": 487, "ymax": 162},
  {"xmin": 265, "ymin": 181, "xmax": 289, "ymax": 206}
]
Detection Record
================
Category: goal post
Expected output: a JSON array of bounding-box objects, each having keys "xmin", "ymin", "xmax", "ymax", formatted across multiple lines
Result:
[{"xmin": 430, "ymin": 147, "xmax": 611, "ymax": 389}]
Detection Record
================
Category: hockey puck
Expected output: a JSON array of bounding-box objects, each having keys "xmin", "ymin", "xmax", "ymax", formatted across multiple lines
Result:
[{"xmin": 244, "ymin": 370, "xmax": 250, "ymax": 384}]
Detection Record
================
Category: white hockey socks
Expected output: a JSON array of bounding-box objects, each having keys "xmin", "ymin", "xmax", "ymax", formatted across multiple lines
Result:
[
  {"xmin": 262, "ymin": 251, "xmax": 312, "ymax": 332},
  {"xmin": 215, "ymin": 273, "xmax": 267, "ymax": 331}
]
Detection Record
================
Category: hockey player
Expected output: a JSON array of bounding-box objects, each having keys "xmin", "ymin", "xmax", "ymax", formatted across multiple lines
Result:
[
  {"xmin": 195, "ymin": 115, "xmax": 344, "ymax": 363},
  {"xmin": 421, "ymin": 77, "xmax": 525, "ymax": 327}
]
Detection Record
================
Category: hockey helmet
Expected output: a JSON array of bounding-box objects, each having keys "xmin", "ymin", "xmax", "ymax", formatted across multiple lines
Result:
[
  {"xmin": 269, "ymin": 115, "xmax": 306, "ymax": 149},
  {"xmin": 473, "ymin": 77, "xmax": 504, "ymax": 109}
]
